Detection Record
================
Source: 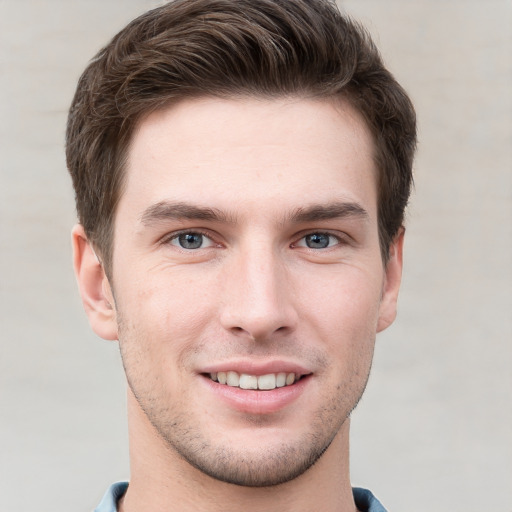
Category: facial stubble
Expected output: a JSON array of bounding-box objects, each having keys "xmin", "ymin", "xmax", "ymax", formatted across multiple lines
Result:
[{"xmin": 116, "ymin": 310, "xmax": 374, "ymax": 488}]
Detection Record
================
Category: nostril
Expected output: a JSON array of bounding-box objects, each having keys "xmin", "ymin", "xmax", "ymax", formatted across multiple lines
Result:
[{"xmin": 220, "ymin": 298, "xmax": 298, "ymax": 340}]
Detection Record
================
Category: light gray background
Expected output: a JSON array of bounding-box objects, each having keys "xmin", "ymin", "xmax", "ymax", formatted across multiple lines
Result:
[{"xmin": 1, "ymin": 1, "xmax": 511, "ymax": 511}]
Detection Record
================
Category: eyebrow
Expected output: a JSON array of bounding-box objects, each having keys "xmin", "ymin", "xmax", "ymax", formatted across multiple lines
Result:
[
  {"xmin": 140, "ymin": 200, "xmax": 369, "ymax": 227},
  {"xmin": 140, "ymin": 201, "xmax": 234, "ymax": 226},
  {"xmin": 289, "ymin": 202, "xmax": 369, "ymax": 223}
]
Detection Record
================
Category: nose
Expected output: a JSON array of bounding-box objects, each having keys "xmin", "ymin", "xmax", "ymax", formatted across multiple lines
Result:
[{"xmin": 219, "ymin": 244, "xmax": 298, "ymax": 341}]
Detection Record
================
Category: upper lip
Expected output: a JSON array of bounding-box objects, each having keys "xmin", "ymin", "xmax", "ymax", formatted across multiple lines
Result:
[{"xmin": 199, "ymin": 359, "xmax": 312, "ymax": 377}]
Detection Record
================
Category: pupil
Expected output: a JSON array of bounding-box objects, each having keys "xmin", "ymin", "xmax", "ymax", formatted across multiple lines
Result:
[
  {"xmin": 179, "ymin": 233, "xmax": 203, "ymax": 249},
  {"xmin": 306, "ymin": 233, "xmax": 329, "ymax": 249}
]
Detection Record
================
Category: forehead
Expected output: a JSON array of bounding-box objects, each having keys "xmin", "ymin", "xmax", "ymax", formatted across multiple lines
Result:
[{"xmin": 121, "ymin": 96, "xmax": 377, "ymax": 223}]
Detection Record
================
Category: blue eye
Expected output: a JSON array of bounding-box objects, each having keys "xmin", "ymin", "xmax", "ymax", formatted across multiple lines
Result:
[
  {"xmin": 297, "ymin": 232, "xmax": 339, "ymax": 249},
  {"xmin": 169, "ymin": 232, "xmax": 214, "ymax": 249}
]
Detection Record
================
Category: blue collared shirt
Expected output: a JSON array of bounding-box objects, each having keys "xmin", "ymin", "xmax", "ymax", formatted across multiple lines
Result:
[
  {"xmin": 95, "ymin": 482, "xmax": 388, "ymax": 512},
  {"xmin": 94, "ymin": 482, "xmax": 386, "ymax": 512}
]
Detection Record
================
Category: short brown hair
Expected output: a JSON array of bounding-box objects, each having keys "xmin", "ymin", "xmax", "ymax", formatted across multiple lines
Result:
[{"xmin": 66, "ymin": 0, "xmax": 416, "ymax": 272}]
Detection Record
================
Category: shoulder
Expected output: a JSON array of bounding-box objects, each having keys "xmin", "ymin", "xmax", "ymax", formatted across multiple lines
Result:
[
  {"xmin": 353, "ymin": 487, "xmax": 388, "ymax": 512},
  {"xmin": 94, "ymin": 482, "xmax": 128, "ymax": 512}
]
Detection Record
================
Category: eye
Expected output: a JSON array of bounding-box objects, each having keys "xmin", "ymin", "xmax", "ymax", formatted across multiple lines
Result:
[
  {"xmin": 169, "ymin": 232, "xmax": 215, "ymax": 250},
  {"xmin": 295, "ymin": 232, "xmax": 340, "ymax": 249}
]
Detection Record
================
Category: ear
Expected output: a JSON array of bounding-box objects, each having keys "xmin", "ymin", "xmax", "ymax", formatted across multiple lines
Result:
[
  {"xmin": 377, "ymin": 228, "xmax": 405, "ymax": 333},
  {"xmin": 72, "ymin": 224, "xmax": 118, "ymax": 340}
]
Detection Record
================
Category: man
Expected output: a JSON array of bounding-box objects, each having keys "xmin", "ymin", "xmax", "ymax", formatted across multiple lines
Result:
[{"xmin": 66, "ymin": 0, "xmax": 416, "ymax": 510}]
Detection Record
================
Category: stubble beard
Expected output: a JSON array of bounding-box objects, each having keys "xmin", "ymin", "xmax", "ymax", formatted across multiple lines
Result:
[
  {"xmin": 149, "ymin": 411, "xmax": 336, "ymax": 487},
  {"xmin": 126, "ymin": 377, "xmax": 359, "ymax": 487},
  {"xmin": 117, "ymin": 317, "xmax": 373, "ymax": 488}
]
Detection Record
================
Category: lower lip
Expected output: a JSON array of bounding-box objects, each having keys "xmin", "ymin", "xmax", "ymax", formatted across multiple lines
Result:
[{"xmin": 200, "ymin": 375, "xmax": 311, "ymax": 415}]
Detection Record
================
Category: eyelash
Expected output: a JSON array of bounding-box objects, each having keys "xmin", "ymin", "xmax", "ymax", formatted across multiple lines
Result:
[
  {"xmin": 162, "ymin": 229, "xmax": 218, "ymax": 249},
  {"xmin": 161, "ymin": 229, "xmax": 347, "ymax": 251},
  {"xmin": 292, "ymin": 231, "xmax": 345, "ymax": 249}
]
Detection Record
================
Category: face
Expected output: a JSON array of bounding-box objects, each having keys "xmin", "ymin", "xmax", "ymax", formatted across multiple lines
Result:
[{"xmin": 87, "ymin": 97, "xmax": 402, "ymax": 486}]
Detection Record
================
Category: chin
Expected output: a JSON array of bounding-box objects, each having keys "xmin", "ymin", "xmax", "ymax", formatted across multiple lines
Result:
[{"xmin": 173, "ymin": 435, "xmax": 333, "ymax": 487}]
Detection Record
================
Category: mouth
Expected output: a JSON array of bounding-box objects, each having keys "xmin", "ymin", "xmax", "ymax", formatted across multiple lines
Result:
[
  {"xmin": 200, "ymin": 366, "xmax": 312, "ymax": 414},
  {"xmin": 205, "ymin": 371, "xmax": 306, "ymax": 390}
]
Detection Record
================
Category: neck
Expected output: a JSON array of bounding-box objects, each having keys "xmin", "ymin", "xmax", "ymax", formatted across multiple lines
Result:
[{"xmin": 120, "ymin": 390, "xmax": 357, "ymax": 512}]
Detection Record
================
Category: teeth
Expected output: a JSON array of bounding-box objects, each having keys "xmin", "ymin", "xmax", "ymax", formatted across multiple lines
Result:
[
  {"xmin": 239, "ymin": 374, "xmax": 258, "ymax": 389},
  {"xmin": 226, "ymin": 371, "xmax": 239, "ymax": 387},
  {"xmin": 209, "ymin": 371, "xmax": 298, "ymax": 390},
  {"xmin": 258, "ymin": 373, "xmax": 276, "ymax": 390},
  {"xmin": 276, "ymin": 372, "xmax": 286, "ymax": 387}
]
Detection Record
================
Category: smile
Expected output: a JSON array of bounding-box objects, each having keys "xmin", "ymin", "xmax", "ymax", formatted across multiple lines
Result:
[{"xmin": 209, "ymin": 371, "xmax": 301, "ymax": 390}]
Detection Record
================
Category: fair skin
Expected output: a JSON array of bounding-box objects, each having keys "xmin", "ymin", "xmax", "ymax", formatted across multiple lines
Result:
[{"xmin": 73, "ymin": 97, "xmax": 404, "ymax": 512}]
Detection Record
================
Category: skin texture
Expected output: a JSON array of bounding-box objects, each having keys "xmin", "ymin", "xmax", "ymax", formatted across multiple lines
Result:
[{"xmin": 73, "ymin": 97, "xmax": 404, "ymax": 512}]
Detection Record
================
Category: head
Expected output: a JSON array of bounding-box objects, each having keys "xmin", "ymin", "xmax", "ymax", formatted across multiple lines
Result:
[
  {"xmin": 66, "ymin": 0, "xmax": 416, "ymax": 276},
  {"xmin": 67, "ymin": 0, "xmax": 416, "ymax": 491}
]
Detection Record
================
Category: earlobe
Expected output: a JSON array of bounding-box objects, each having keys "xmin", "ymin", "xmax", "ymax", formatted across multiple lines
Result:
[
  {"xmin": 377, "ymin": 228, "xmax": 405, "ymax": 333},
  {"xmin": 71, "ymin": 224, "xmax": 118, "ymax": 341}
]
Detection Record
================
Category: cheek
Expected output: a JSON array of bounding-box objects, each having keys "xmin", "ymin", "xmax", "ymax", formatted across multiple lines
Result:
[
  {"xmin": 299, "ymin": 266, "xmax": 383, "ymax": 331},
  {"xmin": 114, "ymin": 283, "xmax": 199, "ymax": 404},
  {"xmin": 296, "ymin": 266, "xmax": 382, "ymax": 373},
  {"xmin": 115, "ymin": 270, "xmax": 218, "ymax": 355}
]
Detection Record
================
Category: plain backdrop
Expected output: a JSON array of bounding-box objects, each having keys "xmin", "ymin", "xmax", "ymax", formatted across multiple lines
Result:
[{"xmin": 1, "ymin": 1, "xmax": 511, "ymax": 511}]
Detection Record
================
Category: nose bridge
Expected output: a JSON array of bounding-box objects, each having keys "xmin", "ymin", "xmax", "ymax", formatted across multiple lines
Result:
[{"xmin": 220, "ymin": 237, "xmax": 297, "ymax": 339}]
